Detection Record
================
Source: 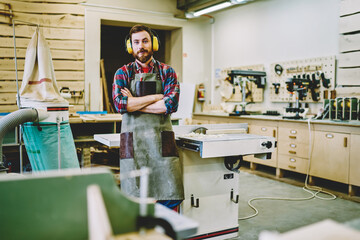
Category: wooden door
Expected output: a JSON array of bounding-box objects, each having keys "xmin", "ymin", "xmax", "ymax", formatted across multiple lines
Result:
[
  {"xmin": 310, "ymin": 131, "xmax": 350, "ymax": 183},
  {"xmin": 350, "ymin": 134, "xmax": 360, "ymax": 186}
]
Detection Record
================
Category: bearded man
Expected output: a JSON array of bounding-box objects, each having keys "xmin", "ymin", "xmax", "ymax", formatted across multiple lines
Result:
[{"xmin": 112, "ymin": 24, "xmax": 184, "ymax": 211}]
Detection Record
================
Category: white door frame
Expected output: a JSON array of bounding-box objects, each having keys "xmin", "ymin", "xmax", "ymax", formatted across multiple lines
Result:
[{"xmin": 84, "ymin": 6, "xmax": 185, "ymax": 111}]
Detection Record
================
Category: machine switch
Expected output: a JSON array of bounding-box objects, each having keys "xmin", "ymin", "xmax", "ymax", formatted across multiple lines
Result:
[{"xmin": 261, "ymin": 141, "xmax": 272, "ymax": 149}]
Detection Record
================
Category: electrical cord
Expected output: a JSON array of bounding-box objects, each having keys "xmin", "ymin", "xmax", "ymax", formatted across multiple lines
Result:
[{"xmin": 238, "ymin": 117, "xmax": 336, "ymax": 221}]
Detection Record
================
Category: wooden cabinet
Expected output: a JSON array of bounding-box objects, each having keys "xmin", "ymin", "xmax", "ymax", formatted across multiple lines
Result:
[
  {"xmin": 245, "ymin": 122, "xmax": 278, "ymax": 168},
  {"xmin": 191, "ymin": 113, "xmax": 360, "ymax": 192},
  {"xmin": 310, "ymin": 131, "xmax": 350, "ymax": 183},
  {"xmin": 350, "ymin": 134, "xmax": 360, "ymax": 187},
  {"xmin": 277, "ymin": 122, "xmax": 310, "ymax": 174}
]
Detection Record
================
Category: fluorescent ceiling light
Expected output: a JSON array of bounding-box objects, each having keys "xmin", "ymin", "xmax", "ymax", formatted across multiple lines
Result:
[
  {"xmin": 231, "ymin": 0, "xmax": 248, "ymax": 3},
  {"xmin": 193, "ymin": 1, "xmax": 232, "ymax": 17}
]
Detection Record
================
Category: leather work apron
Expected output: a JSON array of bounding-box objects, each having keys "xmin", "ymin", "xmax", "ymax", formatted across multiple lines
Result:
[{"xmin": 119, "ymin": 63, "xmax": 184, "ymax": 201}]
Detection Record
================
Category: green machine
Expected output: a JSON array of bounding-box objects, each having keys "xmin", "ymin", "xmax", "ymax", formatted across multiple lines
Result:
[{"xmin": 0, "ymin": 168, "xmax": 197, "ymax": 240}]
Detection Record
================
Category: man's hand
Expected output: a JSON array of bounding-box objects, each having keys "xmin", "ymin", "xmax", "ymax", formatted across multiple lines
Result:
[{"xmin": 121, "ymin": 88, "xmax": 133, "ymax": 98}]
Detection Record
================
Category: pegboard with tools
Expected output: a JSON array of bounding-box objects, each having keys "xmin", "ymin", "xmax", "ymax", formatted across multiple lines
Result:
[
  {"xmin": 220, "ymin": 64, "xmax": 265, "ymax": 103},
  {"xmin": 269, "ymin": 56, "xmax": 336, "ymax": 103}
]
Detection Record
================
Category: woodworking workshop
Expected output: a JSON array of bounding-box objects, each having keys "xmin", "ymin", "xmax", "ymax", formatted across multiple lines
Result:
[{"xmin": 1, "ymin": 0, "xmax": 360, "ymax": 239}]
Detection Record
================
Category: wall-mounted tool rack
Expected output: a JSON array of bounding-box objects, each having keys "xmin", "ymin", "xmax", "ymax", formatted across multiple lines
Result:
[
  {"xmin": 220, "ymin": 64, "xmax": 265, "ymax": 103},
  {"xmin": 269, "ymin": 56, "xmax": 336, "ymax": 103}
]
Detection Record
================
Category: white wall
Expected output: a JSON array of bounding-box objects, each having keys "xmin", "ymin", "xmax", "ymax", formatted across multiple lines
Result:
[
  {"xmin": 208, "ymin": 0, "xmax": 340, "ymax": 113},
  {"xmin": 84, "ymin": 0, "xmax": 340, "ymax": 113}
]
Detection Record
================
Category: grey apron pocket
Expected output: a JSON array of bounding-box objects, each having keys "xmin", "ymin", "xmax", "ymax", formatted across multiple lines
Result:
[
  {"xmin": 161, "ymin": 131, "xmax": 179, "ymax": 157},
  {"xmin": 135, "ymin": 81, "xmax": 157, "ymax": 96},
  {"xmin": 120, "ymin": 132, "xmax": 134, "ymax": 159}
]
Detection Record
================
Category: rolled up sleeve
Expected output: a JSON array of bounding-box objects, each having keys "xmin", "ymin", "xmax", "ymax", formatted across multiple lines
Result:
[
  {"xmin": 163, "ymin": 67, "xmax": 180, "ymax": 115},
  {"xmin": 112, "ymin": 68, "xmax": 129, "ymax": 114}
]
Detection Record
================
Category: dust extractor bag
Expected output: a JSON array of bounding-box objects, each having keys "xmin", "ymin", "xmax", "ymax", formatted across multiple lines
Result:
[
  {"xmin": 22, "ymin": 122, "xmax": 80, "ymax": 171},
  {"xmin": 19, "ymin": 28, "xmax": 65, "ymax": 104},
  {"xmin": 19, "ymin": 29, "xmax": 79, "ymax": 171}
]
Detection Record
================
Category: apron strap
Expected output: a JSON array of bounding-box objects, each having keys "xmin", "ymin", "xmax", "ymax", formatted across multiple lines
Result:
[
  {"xmin": 153, "ymin": 61, "xmax": 161, "ymax": 81},
  {"xmin": 130, "ymin": 62, "xmax": 136, "ymax": 81},
  {"xmin": 130, "ymin": 60, "xmax": 162, "ymax": 82}
]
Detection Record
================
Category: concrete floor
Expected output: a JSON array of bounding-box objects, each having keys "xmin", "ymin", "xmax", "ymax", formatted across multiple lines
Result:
[{"xmin": 231, "ymin": 168, "xmax": 360, "ymax": 240}]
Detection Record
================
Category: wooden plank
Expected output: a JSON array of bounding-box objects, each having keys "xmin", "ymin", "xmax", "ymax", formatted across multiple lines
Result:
[
  {"xmin": 0, "ymin": 24, "xmax": 84, "ymax": 40},
  {"xmin": 0, "ymin": 12, "xmax": 84, "ymax": 29},
  {"xmin": 0, "ymin": 80, "xmax": 84, "ymax": 92},
  {"xmin": 336, "ymin": 86, "xmax": 360, "ymax": 97},
  {"xmin": 0, "ymin": 92, "xmax": 16, "ymax": 104},
  {"xmin": 0, "ymin": 104, "xmax": 18, "ymax": 112},
  {"xmin": 339, "ymin": 33, "xmax": 360, "ymax": 53},
  {"xmin": 1, "ymin": 0, "xmax": 84, "ymax": 15},
  {"xmin": 337, "ymin": 68, "xmax": 360, "ymax": 86},
  {"xmin": 337, "ymin": 52, "xmax": 360, "ymax": 68},
  {"xmin": 100, "ymin": 59, "xmax": 115, "ymax": 113},
  {"xmin": 1, "ymin": 48, "xmax": 84, "ymax": 60},
  {"xmin": 12, "ymin": 0, "xmax": 86, "ymax": 3},
  {"xmin": 0, "ymin": 70, "xmax": 84, "ymax": 80},
  {"xmin": 0, "ymin": 80, "xmax": 20, "ymax": 93},
  {"xmin": 0, "ymin": 59, "xmax": 84, "ymax": 71},
  {"xmin": 339, "ymin": 13, "xmax": 360, "ymax": 34},
  {"xmin": 340, "ymin": 0, "xmax": 360, "ymax": 16},
  {"xmin": 0, "ymin": 37, "xmax": 84, "ymax": 50}
]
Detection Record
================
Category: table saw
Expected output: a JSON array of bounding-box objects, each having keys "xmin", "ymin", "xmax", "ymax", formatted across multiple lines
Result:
[{"xmin": 94, "ymin": 123, "xmax": 276, "ymax": 239}]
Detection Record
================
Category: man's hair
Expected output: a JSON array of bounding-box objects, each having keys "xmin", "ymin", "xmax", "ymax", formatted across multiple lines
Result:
[{"xmin": 129, "ymin": 24, "xmax": 153, "ymax": 41}]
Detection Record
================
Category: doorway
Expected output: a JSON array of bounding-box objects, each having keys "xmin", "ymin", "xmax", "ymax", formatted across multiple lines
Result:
[{"xmin": 100, "ymin": 24, "xmax": 170, "ymax": 112}]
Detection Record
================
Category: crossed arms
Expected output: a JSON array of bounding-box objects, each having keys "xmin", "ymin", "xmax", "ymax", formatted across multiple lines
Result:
[{"xmin": 121, "ymin": 87, "xmax": 167, "ymax": 114}]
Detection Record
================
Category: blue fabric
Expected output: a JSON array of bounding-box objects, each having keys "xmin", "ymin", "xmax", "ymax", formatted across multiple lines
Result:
[
  {"xmin": 157, "ymin": 200, "xmax": 182, "ymax": 209},
  {"xmin": 22, "ymin": 121, "xmax": 80, "ymax": 171}
]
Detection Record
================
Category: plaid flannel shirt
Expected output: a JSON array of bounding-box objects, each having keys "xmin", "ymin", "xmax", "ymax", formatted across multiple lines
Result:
[{"xmin": 112, "ymin": 59, "xmax": 180, "ymax": 115}]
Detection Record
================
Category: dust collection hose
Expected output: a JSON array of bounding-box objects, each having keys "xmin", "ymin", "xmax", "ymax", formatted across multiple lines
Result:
[{"xmin": 0, "ymin": 108, "xmax": 40, "ymax": 169}]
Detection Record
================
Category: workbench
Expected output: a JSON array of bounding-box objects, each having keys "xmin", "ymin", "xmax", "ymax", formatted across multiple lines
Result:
[
  {"xmin": 1, "ymin": 114, "xmax": 179, "ymax": 171},
  {"xmin": 192, "ymin": 112, "xmax": 360, "ymax": 196}
]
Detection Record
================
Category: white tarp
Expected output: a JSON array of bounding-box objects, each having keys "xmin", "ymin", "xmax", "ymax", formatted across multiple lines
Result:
[{"xmin": 19, "ymin": 28, "xmax": 67, "ymax": 106}]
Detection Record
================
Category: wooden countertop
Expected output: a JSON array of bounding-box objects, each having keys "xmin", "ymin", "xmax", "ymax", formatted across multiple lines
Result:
[
  {"xmin": 70, "ymin": 113, "xmax": 122, "ymax": 123},
  {"xmin": 193, "ymin": 112, "xmax": 360, "ymax": 127}
]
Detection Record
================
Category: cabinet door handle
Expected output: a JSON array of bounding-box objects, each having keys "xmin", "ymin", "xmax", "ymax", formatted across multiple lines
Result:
[
  {"xmin": 289, "ymin": 150, "xmax": 297, "ymax": 154},
  {"xmin": 288, "ymin": 165, "xmax": 296, "ymax": 169},
  {"xmin": 273, "ymin": 129, "xmax": 276, "ymax": 138},
  {"xmin": 325, "ymin": 133, "xmax": 334, "ymax": 139},
  {"xmin": 344, "ymin": 137, "xmax": 348, "ymax": 148},
  {"xmin": 289, "ymin": 136, "xmax": 297, "ymax": 139}
]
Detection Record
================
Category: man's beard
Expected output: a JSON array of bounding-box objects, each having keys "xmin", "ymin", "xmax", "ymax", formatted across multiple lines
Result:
[{"xmin": 134, "ymin": 48, "xmax": 153, "ymax": 63}]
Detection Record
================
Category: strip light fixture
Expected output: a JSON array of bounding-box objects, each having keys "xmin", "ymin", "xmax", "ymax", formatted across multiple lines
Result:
[
  {"xmin": 186, "ymin": 0, "xmax": 249, "ymax": 18},
  {"xmin": 193, "ymin": 1, "xmax": 232, "ymax": 17}
]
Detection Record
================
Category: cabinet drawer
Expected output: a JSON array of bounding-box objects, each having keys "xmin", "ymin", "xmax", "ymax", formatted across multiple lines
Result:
[
  {"xmin": 278, "ymin": 126, "xmax": 309, "ymax": 144},
  {"xmin": 249, "ymin": 125, "xmax": 277, "ymax": 138},
  {"xmin": 278, "ymin": 154, "xmax": 309, "ymax": 174},
  {"xmin": 278, "ymin": 141, "xmax": 309, "ymax": 159}
]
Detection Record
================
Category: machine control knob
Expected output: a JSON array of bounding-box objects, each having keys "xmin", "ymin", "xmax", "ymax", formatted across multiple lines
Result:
[{"xmin": 261, "ymin": 141, "xmax": 272, "ymax": 149}]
